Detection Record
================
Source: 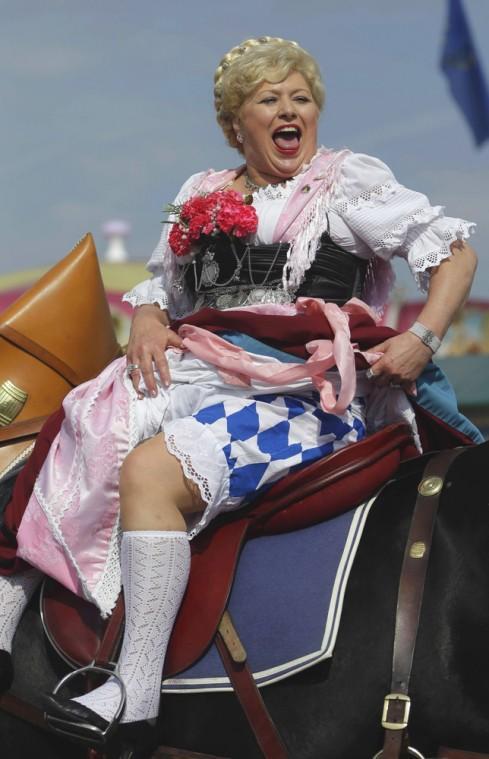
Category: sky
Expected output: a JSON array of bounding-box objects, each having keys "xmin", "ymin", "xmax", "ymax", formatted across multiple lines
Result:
[{"xmin": 1, "ymin": 0, "xmax": 488, "ymax": 299}]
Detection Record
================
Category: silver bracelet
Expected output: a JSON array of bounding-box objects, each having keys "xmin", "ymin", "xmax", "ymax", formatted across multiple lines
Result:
[{"xmin": 408, "ymin": 321, "xmax": 441, "ymax": 354}]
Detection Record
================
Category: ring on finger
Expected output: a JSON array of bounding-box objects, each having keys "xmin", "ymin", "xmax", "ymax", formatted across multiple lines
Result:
[
  {"xmin": 365, "ymin": 367, "xmax": 376, "ymax": 380},
  {"xmin": 126, "ymin": 363, "xmax": 140, "ymax": 376}
]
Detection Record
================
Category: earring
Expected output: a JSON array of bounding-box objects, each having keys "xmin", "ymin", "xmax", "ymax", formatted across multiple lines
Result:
[{"xmin": 237, "ymin": 133, "xmax": 244, "ymax": 144}]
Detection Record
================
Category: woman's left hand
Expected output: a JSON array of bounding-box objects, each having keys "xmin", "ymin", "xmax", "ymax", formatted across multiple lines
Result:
[{"xmin": 367, "ymin": 331, "xmax": 433, "ymax": 392}]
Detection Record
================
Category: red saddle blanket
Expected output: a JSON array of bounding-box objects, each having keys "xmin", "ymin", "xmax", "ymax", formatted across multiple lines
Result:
[{"xmin": 40, "ymin": 422, "xmax": 417, "ymax": 676}]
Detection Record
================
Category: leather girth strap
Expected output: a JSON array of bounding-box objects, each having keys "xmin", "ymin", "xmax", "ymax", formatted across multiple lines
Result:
[
  {"xmin": 0, "ymin": 691, "xmax": 46, "ymax": 729},
  {"xmin": 215, "ymin": 611, "xmax": 289, "ymax": 759},
  {"xmin": 381, "ymin": 448, "xmax": 465, "ymax": 759}
]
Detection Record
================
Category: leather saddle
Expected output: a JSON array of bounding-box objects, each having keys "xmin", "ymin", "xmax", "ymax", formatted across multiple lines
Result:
[{"xmin": 40, "ymin": 422, "xmax": 417, "ymax": 678}]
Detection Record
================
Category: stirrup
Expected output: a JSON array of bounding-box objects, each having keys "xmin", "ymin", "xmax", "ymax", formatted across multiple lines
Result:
[
  {"xmin": 373, "ymin": 749, "xmax": 425, "ymax": 759},
  {"xmin": 44, "ymin": 663, "xmax": 126, "ymax": 746}
]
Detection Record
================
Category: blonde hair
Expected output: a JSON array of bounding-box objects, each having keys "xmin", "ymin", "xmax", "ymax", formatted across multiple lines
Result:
[{"xmin": 214, "ymin": 36, "xmax": 325, "ymax": 151}]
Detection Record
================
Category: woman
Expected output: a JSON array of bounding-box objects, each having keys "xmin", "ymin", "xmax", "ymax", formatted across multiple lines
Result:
[{"xmin": 0, "ymin": 36, "xmax": 478, "ymax": 743}]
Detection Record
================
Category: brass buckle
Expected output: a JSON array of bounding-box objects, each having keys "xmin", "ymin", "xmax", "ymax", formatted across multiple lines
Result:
[
  {"xmin": 381, "ymin": 693, "xmax": 411, "ymax": 730},
  {"xmin": 0, "ymin": 380, "xmax": 28, "ymax": 426}
]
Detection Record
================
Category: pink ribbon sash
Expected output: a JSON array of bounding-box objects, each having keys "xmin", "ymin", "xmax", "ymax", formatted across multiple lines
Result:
[{"xmin": 178, "ymin": 297, "xmax": 380, "ymax": 416}]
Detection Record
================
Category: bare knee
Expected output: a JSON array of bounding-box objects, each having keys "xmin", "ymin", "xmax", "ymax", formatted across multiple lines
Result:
[
  {"xmin": 119, "ymin": 440, "xmax": 164, "ymax": 497},
  {"xmin": 119, "ymin": 435, "xmax": 204, "ymax": 529}
]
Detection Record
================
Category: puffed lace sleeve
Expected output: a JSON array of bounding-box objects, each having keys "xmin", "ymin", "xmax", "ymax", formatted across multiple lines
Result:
[
  {"xmin": 332, "ymin": 152, "xmax": 476, "ymax": 292},
  {"xmin": 122, "ymin": 170, "xmax": 208, "ymax": 318}
]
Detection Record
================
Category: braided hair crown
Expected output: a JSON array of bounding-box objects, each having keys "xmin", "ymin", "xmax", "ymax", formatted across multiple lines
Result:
[{"xmin": 213, "ymin": 36, "xmax": 298, "ymax": 115}]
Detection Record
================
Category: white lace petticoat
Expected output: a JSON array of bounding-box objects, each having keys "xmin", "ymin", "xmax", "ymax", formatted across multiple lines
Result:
[{"xmin": 132, "ymin": 350, "xmax": 368, "ymax": 539}]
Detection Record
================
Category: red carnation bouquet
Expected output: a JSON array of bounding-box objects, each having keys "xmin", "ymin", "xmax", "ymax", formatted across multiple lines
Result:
[{"xmin": 167, "ymin": 190, "xmax": 258, "ymax": 259}]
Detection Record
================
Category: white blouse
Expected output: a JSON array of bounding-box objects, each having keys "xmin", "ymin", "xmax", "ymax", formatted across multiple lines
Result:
[{"xmin": 123, "ymin": 152, "xmax": 475, "ymax": 317}]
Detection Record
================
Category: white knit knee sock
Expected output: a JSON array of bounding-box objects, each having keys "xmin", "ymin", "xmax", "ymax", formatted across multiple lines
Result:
[
  {"xmin": 0, "ymin": 568, "xmax": 43, "ymax": 652},
  {"xmin": 73, "ymin": 530, "xmax": 190, "ymax": 723}
]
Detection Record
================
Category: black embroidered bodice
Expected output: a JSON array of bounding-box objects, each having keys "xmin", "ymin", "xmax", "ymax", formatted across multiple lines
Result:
[{"xmin": 180, "ymin": 228, "xmax": 368, "ymax": 311}]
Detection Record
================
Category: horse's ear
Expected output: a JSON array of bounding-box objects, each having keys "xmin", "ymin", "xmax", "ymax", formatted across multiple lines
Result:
[{"xmin": 0, "ymin": 233, "xmax": 122, "ymax": 479}]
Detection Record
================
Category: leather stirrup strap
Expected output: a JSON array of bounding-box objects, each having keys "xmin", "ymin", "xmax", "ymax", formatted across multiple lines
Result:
[
  {"xmin": 215, "ymin": 612, "xmax": 289, "ymax": 759},
  {"xmin": 84, "ymin": 593, "xmax": 125, "ymax": 702},
  {"xmin": 93, "ymin": 593, "xmax": 125, "ymax": 669},
  {"xmin": 0, "ymin": 690, "xmax": 47, "ymax": 729},
  {"xmin": 381, "ymin": 447, "xmax": 465, "ymax": 759}
]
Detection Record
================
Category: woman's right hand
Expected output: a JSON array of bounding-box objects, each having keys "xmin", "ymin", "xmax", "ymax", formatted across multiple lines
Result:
[{"xmin": 126, "ymin": 304, "xmax": 183, "ymax": 397}]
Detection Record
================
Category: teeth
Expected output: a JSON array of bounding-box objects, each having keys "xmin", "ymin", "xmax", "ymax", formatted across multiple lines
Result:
[{"xmin": 273, "ymin": 127, "xmax": 300, "ymax": 140}]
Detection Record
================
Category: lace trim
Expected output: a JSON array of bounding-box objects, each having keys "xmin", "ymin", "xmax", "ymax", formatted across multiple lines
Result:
[
  {"xmin": 91, "ymin": 377, "xmax": 142, "ymax": 617},
  {"xmin": 410, "ymin": 220, "xmax": 476, "ymax": 291},
  {"xmin": 165, "ymin": 432, "xmax": 214, "ymax": 506},
  {"xmin": 33, "ymin": 478, "xmax": 91, "ymax": 594},
  {"xmin": 376, "ymin": 205, "xmax": 441, "ymax": 253},
  {"xmin": 333, "ymin": 182, "xmax": 396, "ymax": 215},
  {"xmin": 0, "ymin": 441, "xmax": 35, "ymax": 480},
  {"xmin": 32, "ymin": 375, "xmax": 88, "ymax": 533},
  {"xmin": 253, "ymin": 147, "xmax": 324, "ymax": 202},
  {"xmin": 122, "ymin": 290, "xmax": 169, "ymax": 310},
  {"xmin": 163, "ymin": 418, "xmax": 232, "ymax": 539},
  {"xmin": 411, "ymin": 220, "xmax": 476, "ymax": 271},
  {"xmin": 32, "ymin": 361, "xmax": 132, "ymax": 617},
  {"xmin": 249, "ymin": 152, "xmax": 326, "ymax": 202},
  {"xmin": 127, "ymin": 378, "xmax": 140, "ymax": 452},
  {"xmin": 34, "ymin": 478, "xmax": 122, "ymax": 618},
  {"xmin": 91, "ymin": 521, "xmax": 122, "ymax": 618},
  {"xmin": 251, "ymin": 178, "xmax": 296, "ymax": 202}
]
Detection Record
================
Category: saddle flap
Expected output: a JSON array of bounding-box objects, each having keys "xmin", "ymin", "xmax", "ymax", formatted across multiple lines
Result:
[{"xmin": 249, "ymin": 422, "xmax": 417, "ymax": 535}]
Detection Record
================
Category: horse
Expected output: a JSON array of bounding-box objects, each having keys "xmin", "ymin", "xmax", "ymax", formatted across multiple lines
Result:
[{"xmin": 0, "ymin": 436, "xmax": 489, "ymax": 759}]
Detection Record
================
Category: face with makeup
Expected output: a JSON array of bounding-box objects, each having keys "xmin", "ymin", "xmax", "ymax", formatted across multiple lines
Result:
[{"xmin": 233, "ymin": 71, "xmax": 320, "ymax": 185}]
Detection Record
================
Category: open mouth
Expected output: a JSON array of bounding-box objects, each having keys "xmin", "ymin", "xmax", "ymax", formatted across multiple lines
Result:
[{"xmin": 272, "ymin": 126, "xmax": 302, "ymax": 152}]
